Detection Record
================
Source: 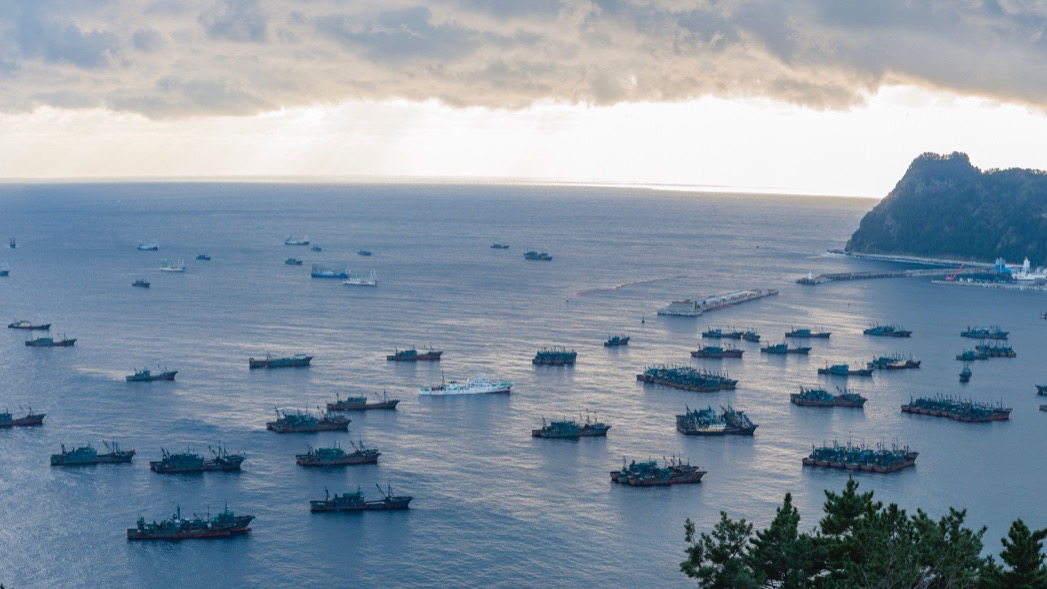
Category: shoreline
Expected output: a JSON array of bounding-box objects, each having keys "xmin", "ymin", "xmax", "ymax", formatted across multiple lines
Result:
[{"xmin": 828, "ymin": 249, "xmax": 995, "ymax": 269}]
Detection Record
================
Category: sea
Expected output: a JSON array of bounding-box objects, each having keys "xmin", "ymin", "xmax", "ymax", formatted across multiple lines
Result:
[{"xmin": 0, "ymin": 182, "xmax": 1044, "ymax": 588}]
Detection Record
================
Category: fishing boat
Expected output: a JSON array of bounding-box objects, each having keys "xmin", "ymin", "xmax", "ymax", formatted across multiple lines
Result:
[
  {"xmin": 196, "ymin": 254, "xmax": 211, "ymax": 261},
  {"xmin": 136, "ymin": 241, "xmax": 159, "ymax": 251},
  {"xmin": 1035, "ymin": 384, "xmax": 1047, "ymax": 395},
  {"xmin": 159, "ymin": 259, "xmax": 186, "ymax": 272},
  {"xmin": 604, "ymin": 334, "xmax": 630, "ymax": 347},
  {"xmin": 956, "ymin": 348, "xmax": 989, "ymax": 361},
  {"xmin": 266, "ymin": 409, "xmax": 350, "ymax": 433},
  {"xmin": 610, "ymin": 457, "xmax": 706, "ymax": 486},
  {"xmin": 636, "ymin": 365, "xmax": 737, "ymax": 392},
  {"xmin": 284, "ymin": 236, "xmax": 310, "ymax": 246},
  {"xmin": 310, "ymin": 484, "xmax": 413, "ymax": 512},
  {"xmin": 126, "ymin": 367, "xmax": 177, "ymax": 382},
  {"xmin": 357, "ymin": 249, "xmax": 372, "ymax": 256},
  {"xmin": 343, "ymin": 271, "xmax": 378, "ymax": 286},
  {"xmin": 960, "ymin": 365, "xmax": 972, "ymax": 383},
  {"xmin": 0, "ymin": 263, "xmax": 8, "ymax": 277},
  {"xmin": 295, "ymin": 441, "xmax": 380, "ymax": 466},
  {"xmin": 802, "ymin": 441, "xmax": 917, "ymax": 473},
  {"xmin": 760, "ymin": 343, "xmax": 812, "ymax": 354},
  {"xmin": 149, "ymin": 446, "xmax": 245, "ymax": 473},
  {"xmin": 311, "ymin": 264, "xmax": 348, "ymax": 279},
  {"xmin": 863, "ymin": 324, "xmax": 912, "ymax": 337},
  {"xmin": 691, "ymin": 344, "xmax": 744, "ymax": 359},
  {"xmin": 327, "ymin": 391, "xmax": 400, "ymax": 411},
  {"xmin": 386, "ymin": 347, "xmax": 442, "ymax": 362},
  {"xmin": 867, "ymin": 354, "xmax": 921, "ymax": 370},
  {"xmin": 817, "ymin": 363, "xmax": 874, "ymax": 377},
  {"xmin": 532, "ymin": 413, "xmax": 610, "ymax": 438},
  {"xmin": 127, "ymin": 505, "xmax": 254, "ymax": 540},
  {"xmin": 675, "ymin": 405, "xmax": 758, "ymax": 435},
  {"xmin": 51, "ymin": 441, "xmax": 135, "ymax": 466},
  {"xmin": 533, "ymin": 347, "xmax": 577, "ymax": 365},
  {"xmin": 7, "ymin": 320, "xmax": 50, "ymax": 330},
  {"xmin": 701, "ymin": 328, "xmax": 745, "ymax": 339},
  {"xmin": 0, "ymin": 409, "xmax": 45, "ymax": 427},
  {"xmin": 25, "ymin": 335, "xmax": 76, "ymax": 347},
  {"xmin": 961, "ymin": 325, "xmax": 1009, "ymax": 340},
  {"xmin": 8, "ymin": 238, "xmax": 14, "ymax": 248},
  {"xmin": 741, "ymin": 329, "xmax": 761, "ymax": 342},
  {"xmin": 790, "ymin": 386, "xmax": 866, "ymax": 408},
  {"xmin": 132, "ymin": 278, "xmax": 150, "ymax": 288},
  {"xmin": 786, "ymin": 328, "xmax": 831, "ymax": 338},
  {"xmin": 523, "ymin": 251, "xmax": 553, "ymax": 261},
  {"xmin": 901, "ymin": 394, "xmax": 1011, "ymax": 422},
  {"xmin": 419, "ymin": 373, "xmax": 512, "ymax": 396},
  {"xmin": 490, "ymin": 243, "xmax": 510, "ymax": 249},
  {"xmin": 285, "ymin": 258, "xmax": 303, "ymax": 265},
  {"xmin": 248, "ymin": 353, "xmax": 313, "ymax": 368},
  {"xmin": 975, "ymin": 343, "xmax": 1016, "ymax": 358},
  {"xmin": 311, "ymin": 245, "xmax": 322, "ymax": 252}
]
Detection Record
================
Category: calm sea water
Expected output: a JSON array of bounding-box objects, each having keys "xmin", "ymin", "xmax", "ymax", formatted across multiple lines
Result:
[{"xmin": 0, "ymin": 183, "xmax": 1044, "ymax": 588}]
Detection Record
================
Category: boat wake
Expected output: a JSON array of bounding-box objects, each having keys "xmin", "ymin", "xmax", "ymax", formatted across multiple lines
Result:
[{"xmin": 576, "ymin": 275, "xmax": 687, "ymax": 297}]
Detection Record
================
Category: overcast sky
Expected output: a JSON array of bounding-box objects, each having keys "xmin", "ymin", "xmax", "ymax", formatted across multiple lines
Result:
[{"xmin": 3, "ymin": 0, "xmax": 1047, "ymax": 196}]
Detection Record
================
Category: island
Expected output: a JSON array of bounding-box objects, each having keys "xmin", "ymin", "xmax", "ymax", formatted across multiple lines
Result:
[{"xmin": 845, "ymin": 152, "xmax": 1047, "ymax": 264}]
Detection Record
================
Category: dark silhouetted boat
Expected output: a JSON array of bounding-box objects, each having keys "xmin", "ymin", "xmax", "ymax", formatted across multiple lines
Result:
[
  {"xmin": 960, "ymin": 365, "xmax": 972, "ymax": 383},
  {"xmin": 604, "ymin": 334, "xmax": 630, "ymax": 347},
  {"xmin": 126, "ymin": 367, "xmax": 177, "ymax": 382},
  {"xmin": 357, "ymin": 249, "xmax": 371, "ymax": 256},
  {"xmin": 1036, "ymin": 384, "xmax": 1047, "ymax": 395},
  {"xmin": 956, "ymin": 348, "xmax": 989, "ymax": 361},
  {"xmin": 817, "ymin": 363, "xmax": 873, "ymax": 377},
  {"xmin": 0, "ymin": 409, "xmax": 45, "ymax": 427},
  {"xmin": 636, "ymin": 364, "xmax": 737, "ymax": 392},
  {"xmin": 295, "ymin": 441, "xmax": 379, "ymax": 466},
  {"xmin": 790, "ymin": 386, "xmax": 866, "ymax": 408},
  {"xmin": 533, "ymin": 347, "xmax": 577, "ymax": 365},
  {"xmin": 691, "ymin": 344, "xmax": 744, "ymax": 359},
  {"xmin": 51, "ymin": 441, "xmax": 135, "ymax": 466},
  {"xmin": 741, "ymin": 329, "xmax": 761, "ymax": 342},
  {"xmin": 310, "ymin": 484, "xmax": 413, "ymax": 512},
  {"xmin": 149, "ymin": 446, "xmax": 245, "ymax": 473},
  {"xmin": 975, "ymin": 343, "xmax": 1016, "ymax": 358},
  {"xmin": 266, "ymin": 409, "xmax": 349, "ymax": 433},
  {"xmin": 25, "ymin": 335, "xmax": 76, "ymax": 347},
  {"xmin": 136, "ymin": 241, "xmax": 159, "ymax": 251},
  {"xmin": 196, "ymin": 254, "xmax": 211, "ymax": 261},
  {"xmin": 786, "ymin": 328, "xmax": 831, "ymax": 339},
  {"xmin": 249, "ymin": 353, "xmax": 312, "ymax": 368},
  {"xmin": 863, "ymin": 324, "xmax": 912, "ymax": 337},
  {"xmin": 901, "ymin": 394, "xmax": 1011, "ymax": 423},
  {"xmin": 961, "ymin": 325, "xmax": 1008, "ymax": 340},
  {"xmin": 802, "ymin": 441, "xmax": 917, "ymax": 473},
  {"xmin": 532, "ymin": 413, "xmax": 610, "ymax": 438},
  {"xmin": 610, "ymin": 457, "xmax": 706, "ymax": 486},
  {"xmin": 127, "ymin": 505, "xmax": 254, "ymax": 540},
  {"xmin": 284, "ymin": 236, "xmax": 309, "ymax": 246},
  {"xmin": 867, "ymin": 354, "xmax": 921, "ymax": 370},
  {"xmin": 327, "ymin": 391, "xmax": 399, "ymax": 411},
  {"xmin": 8, "ymin": 320, "xmax": 50, "ymax": 330},
  {"xmin": 386, "ymin": 347, "xmax": 442, "ymax": 362},
  {"xmin": 132, "ymin": 278, "xmax": 150, "ymax": 288},
  {"xmin": 760, "ymin": 343, "xmax": 811, "ymax": 354},
  {"xmin": 490, "ymin": 243, "xmax": 510, "ymax": 249},
  {"xmin": 285, "ymin": 257, "xmax": 303, "ymax": 265},
  {"xmin": 701, "ymin": 327, "xmax": 744, "ymax": 339},
  {"xmin": 311, "ymin": 264, "xmax": 348, "ymax": 279},
  {"xmin": 523, "ymin": 250, "xmax": 552, "ymax": 261}
]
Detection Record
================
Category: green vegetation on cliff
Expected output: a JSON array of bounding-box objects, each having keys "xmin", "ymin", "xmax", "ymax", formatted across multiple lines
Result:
[
  {"xmin": 846, "ymin": 152, "xmax": 1047, "ymax": 264},
  {"xmin": 681, "ymin": 479, "xmax": 1047, "ymax": 589}
]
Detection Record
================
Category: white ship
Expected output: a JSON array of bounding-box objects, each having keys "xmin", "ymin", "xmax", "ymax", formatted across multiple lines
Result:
[
  {"xmin": 137, "ymin": 241, "xmax": 159, "ymax": 251},
  {"xmin": 419, "ymin": 373, "xmax": 512, "ymax": 396},
  {"xmin": 284, "ymin": 236, "xmax": 310, "ymax": 246},
  {"xmin": 656, "ymin": 289, "xmax": 778, "ymax": 317},
  {"xmin": 159, "ymin": 259, "xmax": 186, "ymax": 272},
  {"xmin": 343, "ymin": 271, "xmax": 378, "ymax": 287}
]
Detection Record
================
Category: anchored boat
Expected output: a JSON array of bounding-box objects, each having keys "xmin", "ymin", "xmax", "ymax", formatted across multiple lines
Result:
[
  {"xmin": 51, "ymin": 441, "xmax": 135, "ymax": 466},
  {"xmin": 961, "ymin": 325, "xmax": 1009, "ymax": 340},
  {"xmin": 637, "ymin": 364, "xmax": 737, "ymax": 392},
  {"xmin": 136, "ymin": 242, "xmax": 159, "ymax": 251},
  {"xmin": 901, "ymin": 395, "xmax": 1011, "ymax": 422},
  {"xmin": 960, "ymin": 365, "xmax": 973, "ymax": 383},
  {"xmin": 523, "ymin": 250, "xmax": 553, "ymax": 261},
  {"xmin": 149, "ymin": 446, "xmax": 245, "ymax": 473},
  {"xmin": 610, "ymin": 457, "xmax": 706, "ymax": 486},
  {"xmin": 532, "ymin": 413, "xmax": 610, "ymax": 439},
  {"xmin": 0, "ymin": 409, "xmax": 45, "ymax": 427},
  {"xmin": 386, "ymin": 347, "xmax": 442, "ymax": 362},
  {"xmin": 8, "ymin": 320, "xmax": 50, "ymax": 330},
  {"xmin": 343, "ymin": 271, "xmax": 378, "ymax": 286},
  {"xmin": 310, "ymin": 484, "xmax": 412, "ymax": 512},
  {"xmin": 675, "ymin": 405, "xmax": 757, "ymax": 436},
  {"xmin": 419, "ymin": 373, "xmax": 512, "ymax": 396},
  {"xmin": 127, "ymin": 505, "xmax": 253, "ymax": 541},
  {"xmin": 790, "ymin": 386, "xmax": 866, "ymax": 408},
  {"xmin": 802, "ymin": 441, "xmax": 918, "ymax": 473},
  {"xmin": 249, "ymin": 353, "xmax": 313, "ymax": 368},
  {"xmin": 604, "ymin": 334, "xmax": 630, "ymax": 347},
  {"xmin": 327, "ymin": 391, "xmax": 400, "ymax": 411},
  {"xmin": 691, "ymin": 344, "xmax": 744, "ymax": 359},
  {"xmin": 285, "ymin": 257, "xmax": 303, "ymax": 265},
  {"xmin": 867, "ymin": 355, "xmax": 921, "ymax": 370},
  {"xmin": 786, "ymin": 328, "xmax": 831, "ymax": 339},
  {"xmin": 25, "ymin": 335, "xmax": 76, "ymax": 347},
  {"xmin": 761, "ymin": 342, "xmax": 812, "ymax": 354},
  {"xmin": 533, "ymin": 347, "xmax": 577, "ymax": 365},
  {"xmin": 311, "ymin": 264, "xmax": 348, "ymax": 279},
  {"xmin": 295, "ymin": 441, "xmax": 380, "ymax": 466},
  {"xmin": 126, "ymin": 367, "xmax": 177, "ymax": 382},
  {"xmin": 284, "ymin": 236, "xmax": 310, "ymax": 246},
  {"xmin": 863, "ymin": 324, "xmax": 912, "ymax": 337},
  {"xmin": 267, "ymin": 409, "xmax": 350, "ymax": 433},
  {"xmin": 132, "ymin": 278, "xmax": 150, "ymax": 288},
  {"xmin": 818, "ymin": 363, "xmax": 873, "ymax": 377},
  {"xmin": 159, "ymin": 259, "xmax": 185, "ymax": 272}
]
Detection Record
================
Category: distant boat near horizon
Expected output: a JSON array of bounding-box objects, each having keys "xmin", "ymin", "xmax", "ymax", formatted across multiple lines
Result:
[
  {"xmin": 343, "ymin": 271, "xmax": 378, "ymax": 286},
  {"xmin": 137, "ymin": 241, "xmax": 159, "ymax": 251},
  {"xmin": 8, "ymin": 320, "xmax": 50, "ymax": 330},
  {"xmin": 0, "ymin": 263, "xmax": 8, "ymax": 277},
  {"xmin": 284, "ymin": 236, "xmax": 310, "ymax": 246},
  {"xmin": 249, "ymin": 353, "xmax": 313, "ymax": 369},
  {"xmin": 25, "ymin": 335, "xmax": 76, "ymax": 347},
  {"xmin": 159, "ymin": 259, "xmax": 185, "ymax": 272},
  {"xmin": 132, "ymin": 278, "xmax": 150, "ymax": 288}
]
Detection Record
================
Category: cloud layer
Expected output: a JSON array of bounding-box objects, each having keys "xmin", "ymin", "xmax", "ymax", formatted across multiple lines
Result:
[{"xmin": 3, "ymin": 0, "xmax": 1046, "ymax": 118}]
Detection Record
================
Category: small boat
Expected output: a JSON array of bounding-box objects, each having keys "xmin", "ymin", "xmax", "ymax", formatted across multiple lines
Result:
[
  {"xmin": 8, "ymin": 320, "xmax": 50, "ymax": 330},
  {"xmin": 604, "ymin": 335, "xmax": 630, "ymax": 347},
  {"xmin": 51, "ymin": 441, "xmax": 135, "ymax": 466},
  {"xmin": 532, "ymin": 413, "xmax": 611, "ymax": 438},
  {"xmin": 284, "ymin": 236, "xmax": 310, "ymax": 246},
  {"xmin": 295, "ymin": 441, "xmax": 380, "ymax": 466},
  {"xmin": 136, "ymin": 241, "xmax": 159, "ymax": 251},
  {"xmin": 1035, "ymin": 384, "xmax": 1047, "ymax": 395},
  {"xmin": 867, "ymin": 354, "xmax": 921, "ymax": 370},
  {"xmin": 0, "ymin": 409, "xmax": 45, "ymax": 427},
  {"xmin": 196, "ymin": 254, "xmax": 211, "ymax": 261},
  {"xmin": 760, "ymin": 343, "xmax": 811, "ymax": 354},
  {"xmin": 311, "ymin": 264, "xmax": 349, "ymax": 279},
  {"xmin": 523, "ymin": 251, "xmax": 553, "ymax": 261},
  {"xmin": 310, "ymin": 245, "xmax": 322, "ymax": 252},
  {"xmin": 0, "ymin": 263, "xmax": 9, "ymax": 277},
  {"xmin": 490, "ymin": 244, "xmax": 510, "ymax": 249},
  {"xmin": 327, "ymin": 391, "xmax": 400, "ymax": 411},
  {"xmin": 357, "ymin": 249, "xmax": 372, "ymax": 256},
  {"xmin": 25, "ymin": 335, "xmax": 76, "ymax": 347},
  {"xmin": 786, "ymin": 328, "xmax": 831, "ymax": 339},
  {"xmin": 249, "ymin": 353, "xmax": 313, "ymax": 369},
  {"xmin": 132, "ymin": 278, "xmax": 150, "ymax": 288},
  {"xmin": 817, "ymin": 363, "xmax": 873, "ymax": 377},
  {"xmin": 285, "ymin": 257, "xmax": 303, "ymax": 265},
  {"xmin": 126, "ymin": 367, "xmax": 178, "ymax": 382},
  {"xmin": 310, "ymin": 484, "xmax": 413, "ymax": 512},
  {"xmin": 386, "ymin": 347, "xmax": 442, "ymax": 362},
  {"xmin": 266, "ymin": 409, "xmax": 350, "ymax": 433},
  {"xmin": 863, "ymin": 324, "xmax": 912, "ymax": 338},
  {"xmin": 127, "ymin": 505, "xmax": 253, "ymax": 541},
  {"xmin": 691, "ymin": 344, "xmax": 744, "ymax": 359},
  {"xmin": 8, "ymin": 238, "xmax": 15, "ymax": 249},
  {"xmin": 961, "ymin": 325, "xmax": 1009, "ymax": 340},
  {"xmin": 343, "ymin": 271, "xmax": 378, "ymax": 286},
  {"xmin": 741, "ymin": 329, "xmax": 761, "ymax": 342},
  {"xmin": 960, "ymin": 365, "xmax": 972, "ymax": 383},
  {"xmin": 159, "ymin": 259, "xmax": 186, "ymax": 272},
  {"xmin": 701, "ymin": 328, "xmax": 745, "ymax": 339}
]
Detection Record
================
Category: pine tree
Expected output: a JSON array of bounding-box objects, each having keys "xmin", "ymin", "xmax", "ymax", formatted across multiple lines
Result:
[
  {"xmin": 747, "ymin": 493, "xmax": 817, "ymax": 589},
  {"xmin": 981, "ymin": 519, "xmax": 1047, "ymax": 589},
  {"xmin": 681, "ymin": 512, "xmax": 759, "ymax": 589}
]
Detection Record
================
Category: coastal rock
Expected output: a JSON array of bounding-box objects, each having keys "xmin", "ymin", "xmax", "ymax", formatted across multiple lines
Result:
[{"xmin": 845, "ymin": 152, "xmax": 1047, "ymax": 264}]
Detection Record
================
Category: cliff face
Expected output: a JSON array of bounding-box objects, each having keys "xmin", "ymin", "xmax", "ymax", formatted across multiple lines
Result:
[{"xmin": 845, "ymin": 152, "xmax": 1047, "ymax": 264}]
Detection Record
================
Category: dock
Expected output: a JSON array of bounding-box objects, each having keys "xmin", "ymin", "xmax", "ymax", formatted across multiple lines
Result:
[
  {"xmin": 657, "ymin": 289, "xmax": 778, "ymax": 317},
  {"xmin": 798, "ymin": 268, "xmax": 978, "ymax": 285}
]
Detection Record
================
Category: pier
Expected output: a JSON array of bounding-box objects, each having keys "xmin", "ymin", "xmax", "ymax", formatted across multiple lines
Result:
[{"xmin": 798, "ymin": 268, "xmax": 977, "ymax": 285}]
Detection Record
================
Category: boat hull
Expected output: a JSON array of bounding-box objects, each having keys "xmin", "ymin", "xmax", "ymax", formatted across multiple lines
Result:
[
  {"xmin": 126, "ymin": 371, "xmax": 177, "ymax": 382},
  {"xmin": 327, "ymin": 400, "xmax": 399, "ymax": 411},
  {"xmin": 266, "ymin": 422, "xmax": 349, "ymax": 433},
  {"xmin": 296, "ymin": 455, "xmax": 379, "ymax": 466},
  {"xmin": 52, "ymin": 452, "xmax": 135, "ymax": 466},
  {"xmin": 0, "ymin": 414, "xmax": 45, "ymax": 427},
  {"xmin": 249, "ymin": 356, "xmax": 313, "ymax": 368},
  {"xmin": 26, "ymin": 339, "xmax": 76, "ymax": 347},
  {"xmin": 386, "ymin": 352, "xmax": 442, "ymax": 362}
]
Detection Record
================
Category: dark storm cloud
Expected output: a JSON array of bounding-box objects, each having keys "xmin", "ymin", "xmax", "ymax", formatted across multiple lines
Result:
[{"xmin": 2, "ymin": 0, "xmax": 1047, "ymax": 118}]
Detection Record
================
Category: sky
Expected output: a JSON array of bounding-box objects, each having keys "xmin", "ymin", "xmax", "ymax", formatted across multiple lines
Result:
[{"xmin": 3, "ymin": 0, "xmax": 1047, "ymax": 196}]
